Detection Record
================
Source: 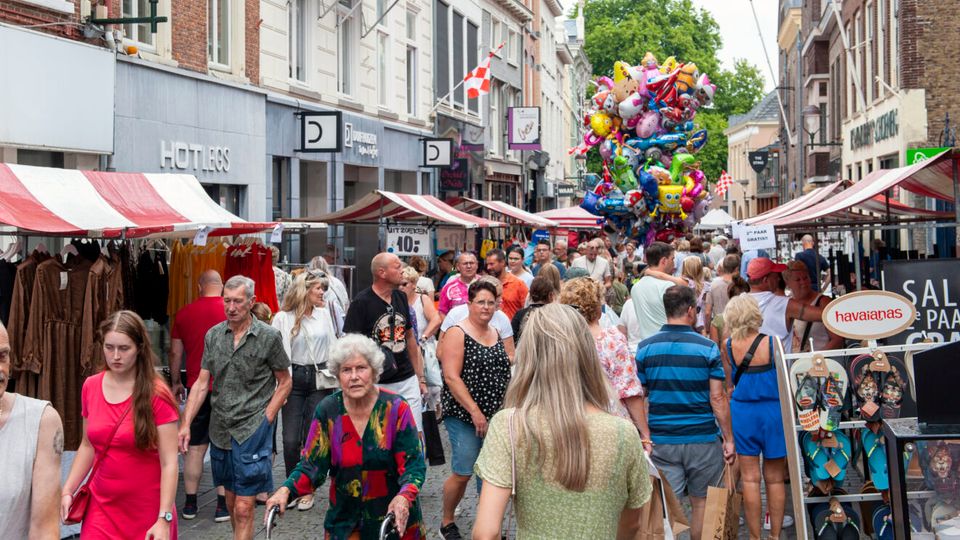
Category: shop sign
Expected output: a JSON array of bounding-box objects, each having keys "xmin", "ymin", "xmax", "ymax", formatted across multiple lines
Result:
[
  {"xmin": 439, "ymin": 159, "xmax": 470, "ymax": 192},
  {"xmin": 882, "ymin": 259, "xmax": 960, "ymax": 344},
  {"xmin": 906, "ymin": 147, "xmax": 951, "ymax": 165},
  {"xmin": 344, "ymin": 122, "xmax": 379, "ymax": 159},
  {"xmin": 422, "ymin": 138, "xmax": 453, "ymax": 167},
  {"xmin": 556, "ymin": 183, "xmax": 576, "ymax": 198},
  {"xmin": 296, "ymin": 111, "xmax": 342, "ymax": 152},
  {"xmin": 738, "ymin": 224, "xmax": 776, "ymax": 251},
  {"xmin": 508, "ymin": 107, "xmax": 541, "ymax": 150},
  {"xmin": 160, "ymin": 140, "xmax": 230, "ymax": 172},
  {"xmin": 821, "ymin": 290, "xmax": 917, "ymax": 341},
  {"xmin": 386, "ymin": 225, "xmax": 430, "ymax": 256},
  {"xmin": 748, "ymin": 150, "xmax": 769, "ymax": 173},
  {"xmin": 849, "ymin": 109, "xmax": 899, "ymax": 151}
]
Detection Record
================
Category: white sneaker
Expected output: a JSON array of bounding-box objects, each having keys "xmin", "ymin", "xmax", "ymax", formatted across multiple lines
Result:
[{"xmin": 454, "ymin": 504, "xmax": 463, "ymax": 517}]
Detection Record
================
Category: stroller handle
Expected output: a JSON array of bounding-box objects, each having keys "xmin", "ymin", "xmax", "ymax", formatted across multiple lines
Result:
[
  {"xmin": 379, "ymin": 512, "xmax": 397, "ymax": 540},
  {"xmin": 265, "ymin": 505, "xmax": 281, "ymax": 539}
]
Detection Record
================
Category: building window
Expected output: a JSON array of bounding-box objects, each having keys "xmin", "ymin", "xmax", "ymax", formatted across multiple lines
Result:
[
  {"xmin": 490, "ymin": 81, "xmax": 501, "ymax": 155},
  {"xmin": 491, "ymin": 18, "xmax": 502, "ymax": 54},
  {"xmin": 507, "ymin": 29, "xmax": 518, "ymax": 65},
  {"xmin": 123, "ymin": 0, "xmax": 156, "ymax": 48},
  {"xmin": 406, "ymin": 8, "xmax": 416, "ymax": 39},
  {"xmin": 337, "ymin": 0, "xmax": 355, "ymax": 95},
  {"xmin": 866, "ymin": 2, "xmax": 874, "ymax": 102},
  {"xmin": 436, "ymin": 1, "xmax": 450, "ymax": 106},
  {"xmin": 376, "ymin": 0, "xmax": 386, "ymax": 22},
  {"xmin": 289, "ymin": 0, "xmax": 308, "ymax": 82},
  {"xmin": 467, "ymin": 21, "xmax": 478, "ymax": 115},
  {"xmin": 378, "ymin": 32, "xmax": 389, "ymax": 106},
  {"xmin": 452, "ymin": 12, "xmax": 465, "ymax": 108},
  {"xmin": 207, "ymin": 0, "xmax": 230, "ymax": 68},
  {"xmin": 406, "ymin": 45, "xmax": 417, "ymax": 115}
]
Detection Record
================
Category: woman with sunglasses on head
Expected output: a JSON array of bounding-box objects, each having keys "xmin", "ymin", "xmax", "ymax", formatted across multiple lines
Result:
[
  {"xmin": 437, "ymin": 280, "xmax": 512, "ymax": 540},
  {"xmin": 271, "ymin": 271, "xmax": 339, "ymax": 511},
  {"xmin": 61, "ymin": 311, "xmax": 179, "ymax": 539}
]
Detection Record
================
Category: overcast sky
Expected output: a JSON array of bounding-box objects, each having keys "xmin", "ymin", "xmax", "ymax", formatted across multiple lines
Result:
[{"xmin": 691, "ymin": 0, "xmax": 778, "ymax": 92}]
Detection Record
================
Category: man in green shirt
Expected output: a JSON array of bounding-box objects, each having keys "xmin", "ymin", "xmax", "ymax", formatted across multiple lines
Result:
[{"xmin": 178, "ymin": 275, "xmax": 292, "ymax": 540}]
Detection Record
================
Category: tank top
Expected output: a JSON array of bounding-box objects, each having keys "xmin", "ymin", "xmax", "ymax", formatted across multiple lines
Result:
[
  {"xmin": 0, "ymin": 394, "xmax": 49, "ymax": 538},
  {"xmin": 726, "ymin": 337, "xmax": 780, "ymax": 403},
  {"xmin": 750, "ymin": 291, "xmax": 794, "ymax": 353},
  {"xmin": 441, "ymin": 328, "xmax": 511, "ymax": 425},
  {"xmin": 793, "ymin": 294, "xmax": 831, "ymax": 352}
]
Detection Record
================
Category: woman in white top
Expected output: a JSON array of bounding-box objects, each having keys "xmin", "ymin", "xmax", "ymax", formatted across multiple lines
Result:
[
  {"xmin": 507, "ymin": 246, "xmax": 534, "ymax": 288},
  {"xmin": 271, "ymin": 270, "xmax": 339, "ymax": 511},
  {"xmin": 400, "ymin": 266, "xmax": 442, "ymax": 393}
]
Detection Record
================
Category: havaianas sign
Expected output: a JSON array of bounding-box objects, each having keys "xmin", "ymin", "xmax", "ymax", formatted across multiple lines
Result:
[{"xmin": 821, "ymin": 290, "xmax": 917, "ymax": 341}]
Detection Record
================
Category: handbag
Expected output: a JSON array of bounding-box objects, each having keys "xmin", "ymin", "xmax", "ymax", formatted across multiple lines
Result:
[
  {"xmin": 700, "ymin": 464, "xmax": 741, "ymax": 540},
  {"xmin": 65, "ymin": 405, "xmax": 131, "ymax": 524},
  {"xmin": 303, "ymin": 311, "xmax": 339, "ymax": 391},
  {"xmin": 422, "ymin": 338, "xmax": 441, "ymax": 388}
]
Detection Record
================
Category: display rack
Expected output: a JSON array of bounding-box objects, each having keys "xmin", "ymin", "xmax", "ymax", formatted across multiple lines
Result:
[{"xmin": 774, "ymin": 339, "xmax": 938, "ymax": 539}]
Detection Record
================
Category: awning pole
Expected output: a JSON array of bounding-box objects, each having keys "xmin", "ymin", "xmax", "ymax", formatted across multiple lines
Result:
[{"xmin": 378, "ymin": 195, "xmax": 385, "ymax": 252}]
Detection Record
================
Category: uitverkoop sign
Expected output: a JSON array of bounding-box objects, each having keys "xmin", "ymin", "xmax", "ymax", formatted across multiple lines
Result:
[{"xmin": 822, "ymin": 290, "xmax": 917, "ymax": 341}]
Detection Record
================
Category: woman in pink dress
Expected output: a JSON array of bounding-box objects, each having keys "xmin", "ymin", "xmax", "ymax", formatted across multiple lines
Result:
[{"xmin": 61, "ymin": 310, "xmax": 180, "ymax": 539}]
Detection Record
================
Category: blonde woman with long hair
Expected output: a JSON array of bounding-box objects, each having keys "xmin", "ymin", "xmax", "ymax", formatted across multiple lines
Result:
[
  {"xmin": 682, "ymin": 256, "xmax": 711, "ymax": 334},
  {"xmin": 270, "ymin": 270, "xmax": 338, "ymax": 511},
  {"xmin": 473, "ymin": 304, "xmax": 652, "ymax": 539}
]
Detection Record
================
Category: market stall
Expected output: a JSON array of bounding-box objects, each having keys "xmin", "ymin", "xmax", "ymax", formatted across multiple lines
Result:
[
  {"xmin": 694, "ymin": 208, "xmax": 735, "ymax": 231},
  {"xmin": 453, "ymin": 197, "xmax": 559, "ymax": 228},
  {"xmin": 0, "ymin": 163, "xmax": 320, "ymax": 450},
  {"xmin": 534, "ymin": 206, "xmax": 604, "ymax": 230}
]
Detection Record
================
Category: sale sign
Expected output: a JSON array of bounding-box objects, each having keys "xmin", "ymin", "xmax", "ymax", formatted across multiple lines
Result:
[
  {"xmin": 821, "ymin": 290, "xmax": 917, "ymax": 341},
  {"xmin": 386, "ymin": 225, "xmax": 430, "ymax": 257},
  {"xmin": 882, "ymin": 258, "xmax": 960, "ymax": 344}
]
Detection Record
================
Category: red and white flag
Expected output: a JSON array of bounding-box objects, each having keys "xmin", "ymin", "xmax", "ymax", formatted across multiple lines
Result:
[
  {"xmin": 464, "ymin": 42, "xmax": 505, "ymax": 99},
  {"xmin": 715, "ymin": 170, "xmax": 734, "ymax": 197}
]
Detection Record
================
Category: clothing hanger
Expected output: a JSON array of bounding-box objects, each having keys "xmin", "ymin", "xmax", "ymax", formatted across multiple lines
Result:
[
  {"xmin": 34, "ymin": 242, "xmax": 49, "ymax": 255},
  {"xmin": 60, "ymin": 242, "xmax": 79, "ymax": 260}
]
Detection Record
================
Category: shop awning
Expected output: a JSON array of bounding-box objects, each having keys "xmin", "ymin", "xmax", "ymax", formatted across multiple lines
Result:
[
  {"xmin": 534, "ymin": 206, "xmax": 604, "ymax": 229},
  {"xmin": 303, "ymin": 190, "xmax": 503, "ymax": 228},
  {"xmin": 453, "ymin": 198, "xmax": 559, "ymax": 227},
  {"xmin": 0, "ymin": 164, "xmax": 287, "ymax": 238},
  {"xmin": 765, "ymin": 149, "xmax": 955, "ymax": 227},
  {"xmin": 744, "ymin": 181, "xmax": 845, "ymax": 225}
]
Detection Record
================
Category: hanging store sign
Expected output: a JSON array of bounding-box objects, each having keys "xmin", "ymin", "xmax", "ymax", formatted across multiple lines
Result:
[
  {"xmin": 748, "ymin": 151, "xmax": 769, "ymax": 173},
  {"xmin": 439, "ymin": 159, "xmax": 470, "ymax": 192},
  {"xmin": 821, "ymin": 290, "xmax": 917, "ymax": 341},
  {"xmin": 508, "ymin": 107, "xmax": 541, "ymax": 150},
  {"xmin": 422, "ymin": 138, "xmax": 454, "ymax": 167},
  {"xmin": 296, "ymin": 111, "xmax": 342, "ymax": 152},
  {"xmin": 556, "ymin": 183, "xmax": 576, "ymax": 198},
  {"xmin": 882, "ymin": 259, "xmax": 960, "ymax": 344},
  {"xmin": 386, "ymin": 225, "xmax": 430, "ymax": 256},
  {"xmin": 849, "ymin": 109, "xmax": 899, "ymax": 151}
]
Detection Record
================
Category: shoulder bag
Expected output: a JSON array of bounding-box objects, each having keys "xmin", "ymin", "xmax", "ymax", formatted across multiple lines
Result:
[{"xmin": 65, "ymin": 405, "xmax": 132, "ymax": 524}]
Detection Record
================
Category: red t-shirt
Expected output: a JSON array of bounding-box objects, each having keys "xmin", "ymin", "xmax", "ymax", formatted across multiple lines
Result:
[{"xmin": 172, "ymin": 296, "xmax": 226, "ymax": 388}]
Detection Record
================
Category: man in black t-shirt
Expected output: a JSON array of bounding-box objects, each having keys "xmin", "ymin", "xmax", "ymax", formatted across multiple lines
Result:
[{"xmin": 343, "ymin": 252, "xmax": 426, "ymax": 433}]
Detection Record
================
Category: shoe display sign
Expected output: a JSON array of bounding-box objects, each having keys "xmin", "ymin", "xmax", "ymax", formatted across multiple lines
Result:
[{"xmin": 821, "ymin": 290, "xmax": 917, "ymax": 341}]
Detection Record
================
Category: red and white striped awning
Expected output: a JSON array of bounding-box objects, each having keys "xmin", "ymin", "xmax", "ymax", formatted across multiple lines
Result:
[
  {"xmin": 304, "ymin": 190, "xmax": 503, "ymax": 228},
  {"xmin": 454, "ymin": 198, "xmax": 559, "ymax": 227},
  {"xmin": 534, "ymin": 206, "xmax": 604, "ymax": 229},
  {"xmin": 744, "ymin": 181, "xmax": 845, "ymax": 225},
  {"xmin": 0, "ymin": 163, "xmax": 281, "ymax": 238},
  {"xmin": 765, "ymin": 149, "xmax": 955, "ymax": 227}
]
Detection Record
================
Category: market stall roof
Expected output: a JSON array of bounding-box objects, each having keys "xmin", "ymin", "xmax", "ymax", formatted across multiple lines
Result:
[
  {"xmin": 302, "ymin": 190, "xmax": 503, "ymax": 228},
  {"xmin": 764, "ymin": 149, "xmax": 955, "ymax": 227},
  {"xmin": 743, "ymin": 180, "xmax": 845, "ymax": 225},
  {"xmin": 0, "ymin": 164, "xmax": 293, "ymax": 238},
  {"xmin": 534, "ymin": 206, "xmax": 604, "ymax": 229},
  {"xmin": 695, "ymin": 208, "xmax": 735, "ymax": 230},
  {"xmin": 453, "ymin": 198, "xmax": 559, "ymax": 227}
]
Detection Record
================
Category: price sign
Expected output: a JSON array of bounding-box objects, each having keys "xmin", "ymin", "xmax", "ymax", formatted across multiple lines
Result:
[
  {"xmin": 386, "ymin": 226, "xmax": 430, "ymax": 256},
  {"xmin": 193, "ymin": 225, "xmax": 211, "ymax": 247},
  {"xmin": 270, "ymin": 223, "xmax": 284, "ymax": 243},
  {"xmin": 739, "ymin": 224, "xmax": 776, "ymax": 251}
]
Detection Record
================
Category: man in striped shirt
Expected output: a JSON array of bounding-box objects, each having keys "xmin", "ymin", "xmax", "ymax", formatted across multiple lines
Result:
[{"xmin": 634, "ymin": 285, "xmax": 735, "ymax": 540}]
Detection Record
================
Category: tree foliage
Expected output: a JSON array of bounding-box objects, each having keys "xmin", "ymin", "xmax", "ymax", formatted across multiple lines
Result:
[{"xmin": 581, "ymin": 0, "xmax": 766, "ymax": 181}]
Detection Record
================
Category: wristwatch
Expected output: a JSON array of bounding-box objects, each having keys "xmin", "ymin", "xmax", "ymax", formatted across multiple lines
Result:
[{"xmin": 158, "ymin": 511, "xmax": 174, "ymax": 523}]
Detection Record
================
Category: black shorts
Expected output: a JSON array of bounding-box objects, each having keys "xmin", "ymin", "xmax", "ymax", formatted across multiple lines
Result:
[{"xmin": 189, "ymin": 390, "xmax": 212, "ymax": 446}]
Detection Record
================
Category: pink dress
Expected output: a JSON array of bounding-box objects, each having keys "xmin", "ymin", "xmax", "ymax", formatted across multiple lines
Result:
[
  {"xmin": 80, "ymin": 372, "xmax": 179, "ymax": 539},
  {"xmin": 595, "ymin": 327, "xmax": 644, "ymax": 418}
]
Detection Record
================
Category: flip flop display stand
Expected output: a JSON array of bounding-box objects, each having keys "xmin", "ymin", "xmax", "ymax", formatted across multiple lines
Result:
[{"xmin": 774, "ymin": 291, "xmax": 958, "ymax": 539}]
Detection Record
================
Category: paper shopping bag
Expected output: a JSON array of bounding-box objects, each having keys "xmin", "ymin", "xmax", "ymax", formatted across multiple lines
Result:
[
  {"xmin": 700, "ymin": 465, "xmax": 741, "ymax": 540},
  {"xmin": 635, "ymin": 455, "xmax": 690, "ymax": 539}
]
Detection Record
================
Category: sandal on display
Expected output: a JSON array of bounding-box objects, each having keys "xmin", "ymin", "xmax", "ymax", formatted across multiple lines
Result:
[
  {"xmin": 791, "ymin": 357, "xmax": 823, "ymax": 432},
  {"xmin": 872, "ymin": 504, "xmax": 894, "ymax": 540},
  {"xmin": 819, "ymin": 360, "xmax": 848, "ymax": 432},
  {"xmin": 862, "ymin": 428, "xmax": 890, "ymax": 491},
  {"xmin": 801, "ymin": 431, "xmax": 852, "ymax": 485},
  {"xmin": 850, "ymin": 353, "xmax": 883, "ymax": 422}
]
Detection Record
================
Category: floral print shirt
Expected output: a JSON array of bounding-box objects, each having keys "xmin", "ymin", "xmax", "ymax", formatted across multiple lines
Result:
[
  {"xmin": 595, "ymin": 327, "xmax": 644, "ymax": 417},
  {"xmin": 283, "ymin": 389, "xmax": 426, "ymax": 540}
]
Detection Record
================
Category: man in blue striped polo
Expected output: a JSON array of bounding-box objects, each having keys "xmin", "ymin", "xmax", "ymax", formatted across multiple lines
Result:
[{"xmin": 634, "ymin": 285, "xmax": 735, "ymax": 540}]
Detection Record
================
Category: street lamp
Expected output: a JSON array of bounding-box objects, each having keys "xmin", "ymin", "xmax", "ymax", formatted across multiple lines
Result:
[
  {"xmin": 574, "ymin": 152, "xmax": 587, "ymax": 190},
  {"xmin": 802, "ymin": 104, "xmax": 842, "ymax": 147}
]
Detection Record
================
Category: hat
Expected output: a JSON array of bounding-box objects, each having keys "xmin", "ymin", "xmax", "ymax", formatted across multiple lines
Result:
[
  {"xmin": 713, "ymin": 235, "xmax": 728, "ymax": 244},
  {"xmin": 747, "ymin": 257, "xmax": 787, "ymax": 280}
]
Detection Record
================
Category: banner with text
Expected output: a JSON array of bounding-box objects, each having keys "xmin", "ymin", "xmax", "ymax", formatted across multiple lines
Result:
[
  {"xmin": 882, "ymin": 259, "xmax": 960, "ymax": 344},
  {"xmin": 386, "ymin": 225, "xmax": 430, "ymax": 257}
]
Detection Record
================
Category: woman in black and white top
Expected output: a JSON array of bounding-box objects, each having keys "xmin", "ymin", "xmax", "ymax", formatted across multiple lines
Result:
[{"xmin": 271, "ymin": 269, "xmax": 339, "ymax": 511}]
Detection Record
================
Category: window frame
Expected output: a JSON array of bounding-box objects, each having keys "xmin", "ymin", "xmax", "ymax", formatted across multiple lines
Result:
[
  {"xmin": 288, "ymin": 0, "xmax": 310, "ymax": 83},
  {"xmin": 377, "ymin": 30, "xmax": 390, "ymax": 106},
  {"xmin": 337, "ymin": 0, "xmax": 357, "ymax": 96},
  {"xmin": 122, "ymin": 0, "xmax": 157, "ymax": 50},
  {"xmin": 207, "ymin": 0, "xmax": 232, "ymax": 71}
]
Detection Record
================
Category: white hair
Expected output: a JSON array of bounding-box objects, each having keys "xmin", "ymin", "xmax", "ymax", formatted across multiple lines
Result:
[
  {"xmin": 327, "ymin": 334, "xmax": 385, "ymax": 382},
  {"xmin": 224, "ymin": 275, "xmax": 255, "ymax": 300}
]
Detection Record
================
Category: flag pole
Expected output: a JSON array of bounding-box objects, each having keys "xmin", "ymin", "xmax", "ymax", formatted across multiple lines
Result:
[
  {"xmin": 429, "ymin": 79, "xmax": 468, "ymax": 115},
  {"xmin": 429, "ymin": 41, "xmax": 506, "ymax": 116}
]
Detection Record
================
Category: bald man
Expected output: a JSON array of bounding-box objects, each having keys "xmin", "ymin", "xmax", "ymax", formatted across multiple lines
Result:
[
  {"xmin": 794, "ymin": 234, "xmax": 830, "ymax": 293},
  {"xmin": 343, "ymin": 253, "xmax": 427, "ymax": 433},
  {"xmin": 170, "ymin": 270, "xmax": 230, "ymax": 521}
]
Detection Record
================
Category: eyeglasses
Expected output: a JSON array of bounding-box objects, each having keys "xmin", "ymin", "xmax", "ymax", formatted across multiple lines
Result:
[
  {"xmin": 307, "ymin": 269, "xmax": 327, "ymax": 278},
  {"xmin": 472, "ymin": 300, "xmax": 496, "ymax": 308}
]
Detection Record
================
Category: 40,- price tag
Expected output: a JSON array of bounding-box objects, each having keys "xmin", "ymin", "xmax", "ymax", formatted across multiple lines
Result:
[{"xmin": 386, "ymin": 226, "xmax": 429, "ymax": 256}]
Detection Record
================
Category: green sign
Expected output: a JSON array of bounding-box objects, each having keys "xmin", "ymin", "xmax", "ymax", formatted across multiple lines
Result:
[{"xmin": 906, "ymin": 147, "xmax": 951, "ymax": 165}]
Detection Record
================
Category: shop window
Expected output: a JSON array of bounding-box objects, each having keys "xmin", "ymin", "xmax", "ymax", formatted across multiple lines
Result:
[
  {"xmin": 207, "ymin": 0, "xmax": 230, "ymax": 69},
  {"xmin": 17, "ymin": 150, "xmax": 64, "ymax": 168},
  {"xmin": 288, "ymin": 0, "xmax": 309, "ymax": 82},
  {"xmin": 123, "ymin": 0, "xmax": 156, "ymax": 48},
  {"xmin": 203, "ymin": 184, "xmax": 245, "ymax": 218},
  {"xmin": 271, "ymin": 157, "xmax": 291, "ymax": 221}
]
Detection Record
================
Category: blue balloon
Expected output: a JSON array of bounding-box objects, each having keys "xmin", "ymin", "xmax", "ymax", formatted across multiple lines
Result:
[{"xmin": 580, "ymin": 190, "xmax": 601, "ymax": 215}]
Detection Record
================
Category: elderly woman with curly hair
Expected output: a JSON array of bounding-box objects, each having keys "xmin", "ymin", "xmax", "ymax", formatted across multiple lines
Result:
[{"xmin": 265, "ymin": 334, "xmax": 426, "ymax": 539}]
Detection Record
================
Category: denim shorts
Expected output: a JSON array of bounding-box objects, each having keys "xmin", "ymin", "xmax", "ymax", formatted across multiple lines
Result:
[
  {"xmin": 211, "ymin": 416, "xmax": 275, "ymax": 497},
  {"xmin": 444, "ymin": 416, "xmax": 484, "ymax": 477}
]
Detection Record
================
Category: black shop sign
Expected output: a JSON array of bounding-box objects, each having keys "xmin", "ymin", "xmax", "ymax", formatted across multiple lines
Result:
[
  {"xmin": 439, "ymin": 158, "xmax": 470, "ymax": 192},
  {"xmin": 748, "ymin": 151, "xmax": 769, "ymax": 173},
  {"xmin": 882, "ymin": 259, "xmax": 960, "ymax": 344}
]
